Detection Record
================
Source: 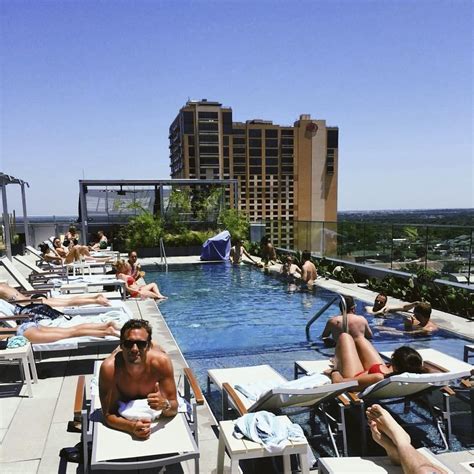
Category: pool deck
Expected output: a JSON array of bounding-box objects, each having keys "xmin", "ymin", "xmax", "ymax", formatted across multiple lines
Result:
[{"xmin": 0, "ymin": 255, "xmax": 472, "ymax": 473}]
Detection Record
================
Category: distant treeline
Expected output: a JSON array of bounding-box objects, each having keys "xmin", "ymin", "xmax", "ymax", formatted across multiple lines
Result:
[{"xmin": 338, "ymin": 208, "xmax": 474, "ymax": 228}]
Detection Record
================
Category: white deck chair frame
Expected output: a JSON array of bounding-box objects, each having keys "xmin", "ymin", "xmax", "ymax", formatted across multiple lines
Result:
[
  {"xmin": 207, "ymin": 364, "xmax": 356, "ymax": 457},
  {"xmin": 295, "ymin": 358, "xmax": 471, "ymax": 453},
  {"xmin": 79, "ymin": 363, "xmax": 203, "ymax": 473}
]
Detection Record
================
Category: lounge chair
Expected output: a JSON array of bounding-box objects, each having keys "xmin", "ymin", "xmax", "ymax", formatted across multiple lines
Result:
[
  {"xmin": 1, "ymin": 256, "xmax": 125, "ymax": 300},
  {"xmin": 207, "ymin": 364, "xmax": 357, "ymax": 456},
  {"xmin": 77, "ymin": 362, "xmax": 203, "ymax": 473},
  {"xmin": 294, "ymin": 358, "xmax": 471, "ymax": 452},
  {"xmin": 318, "ymin": 447, "xmax": 453, "ymax": 473}
]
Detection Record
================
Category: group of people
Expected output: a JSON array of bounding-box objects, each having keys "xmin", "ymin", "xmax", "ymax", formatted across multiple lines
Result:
[{"xmin": 99, "ymin": 319, "xmax": 446, "ymax": 473}]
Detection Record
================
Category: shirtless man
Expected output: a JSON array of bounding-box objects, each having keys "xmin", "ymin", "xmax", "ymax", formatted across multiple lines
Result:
[
  {"xmin": 321, "ymin": 295, "xmax": 373, "ymax": 345},
  {"xmin": 280, "ymin": 256, "xmax": 301, "ymax": 281},
  {"xmin": 99, "ymin": 319, "xmax": 178, "ymax": 439},
  {"xmin": 301, "ymin": 251, "xmax": 317, "ymax": 289},
  {"xmin": 0, "ymin": 282, "xmax": 111, "ymax": 307},
  {"xmin": 365, "ymin": 293, "xmax": 420, "ymax": 317},
  {"xmin": 229, "ymin": 239, "xmax": 258, "ymax": 265},
  {"xmin": 403, "ymin": 302, "xmax": 438, "ymax": 333}
]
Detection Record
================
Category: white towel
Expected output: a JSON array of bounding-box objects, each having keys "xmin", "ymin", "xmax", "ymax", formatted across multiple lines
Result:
[{"xmin": 118, "ymin": 399, "xmax": 162, "ymax": 421}]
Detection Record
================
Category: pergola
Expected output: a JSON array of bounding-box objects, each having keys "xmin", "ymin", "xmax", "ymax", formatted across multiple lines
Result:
[{"xmin": 0, "ymin": 173, "xmax": 31, "ymax": 259}]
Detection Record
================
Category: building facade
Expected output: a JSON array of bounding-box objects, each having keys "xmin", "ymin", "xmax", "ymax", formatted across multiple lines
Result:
[{"xmin": 169, "ymin": 100, "xmax": 338, "ymax": 249}]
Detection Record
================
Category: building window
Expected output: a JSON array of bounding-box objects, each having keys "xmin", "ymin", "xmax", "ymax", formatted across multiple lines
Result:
[
  {"xmin": 198, "ymin": 111, "xmax": 218, "ymax": 119},
  {"xmin": 265, "ymin": 129, "xmax": 278, "ymax": 138},
  {"xmin": 265, "ymin": 149, "xmax": 278, "ymax": 157},
  {"xmin": 249, "ymin": 148, "xmax": 262, "ymax": 157},
  {"xmin": 326, "ymin": 155, "xmax": 334, "ymax": 175},
  {"xmin": 248, "ymin": 129, "xmax": 262, "ymax": 138},
  {"xmin": 233, "ymin": 137, "xmax": 245, "ymax": 145},
  {"xmin": 249, "ymin": 138, "xmax": 261, "ymax": 147}
]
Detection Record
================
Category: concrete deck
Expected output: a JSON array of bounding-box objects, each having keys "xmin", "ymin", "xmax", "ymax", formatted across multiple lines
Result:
[{"xmin": 0, "ymin": 256, "xmax": 472, "ymax": 473}]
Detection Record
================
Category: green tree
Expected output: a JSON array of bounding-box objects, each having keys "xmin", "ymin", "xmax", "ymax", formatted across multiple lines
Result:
[{"xmin": 218, "ymin": 209, "xmax": 249, "ymax": 241}]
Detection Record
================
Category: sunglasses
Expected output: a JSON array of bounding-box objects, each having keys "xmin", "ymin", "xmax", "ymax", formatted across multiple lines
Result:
[{"xmin": 122, "ymin": 339, "xmax": 148, "ymax": 350}]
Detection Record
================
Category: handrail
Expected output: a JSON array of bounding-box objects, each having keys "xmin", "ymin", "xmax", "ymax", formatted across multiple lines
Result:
[
  {"xmin": 305, "ymin": 293, "xmax": 348, "ymax": 341},
  {"xmin": 159, "ymin": 238, "xmax": 168, "ymax": 270},
  {"xmin": 305, "ymin": 296, "xmax": 339, "ymax": 341}
]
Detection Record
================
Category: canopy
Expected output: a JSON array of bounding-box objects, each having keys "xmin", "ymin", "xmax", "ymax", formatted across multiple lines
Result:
[{"xmin": 200, "ymin": 230, "xmax": 231, "ymax": 261}]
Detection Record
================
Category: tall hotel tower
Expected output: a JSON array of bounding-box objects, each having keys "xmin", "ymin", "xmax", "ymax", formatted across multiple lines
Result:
[{"xmin": 169, "ymin": 99, "xmax": 338, "ymax": 248}]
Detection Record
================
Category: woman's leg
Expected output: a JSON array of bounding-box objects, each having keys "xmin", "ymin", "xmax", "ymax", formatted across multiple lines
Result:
[
  {"xmin": 354, "ymin": 336, "xmax": 384, "ymax": 370},
  {"xmin": 140, "ymin": 283, "xmax": 166, "ymax": 299},
  {"xmin": 64, "ymin": 247, "xmax": 80, "ymax": 264},
  {"xmin": 23, "ymin": 321, "xmax": 119, "ymax": 343},
  {"xmin": 335, "ymin": 333, "xmax": 364, "ymax": 377},
  {"xmin": 44, "ymin": 294, "xmax": 111, "ymax": 307}
]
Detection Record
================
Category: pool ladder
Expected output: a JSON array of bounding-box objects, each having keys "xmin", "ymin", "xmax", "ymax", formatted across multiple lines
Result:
[
  {"xmin": 305, "ymin": 294, "xmax": 348, "ymax": 341},
  {"xmin": 159, "ymin": 238, "xmax": 168, "ymax": 271}
]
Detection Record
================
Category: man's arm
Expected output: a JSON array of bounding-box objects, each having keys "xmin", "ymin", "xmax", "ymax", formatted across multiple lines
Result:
[
  {"xmin": 383, "ymin": 301, "xmax": 420, "ymax": 314},
  {"xmin": 147, "ymin": 354, "xmax": 178, "ymax": 417},
  {"xmin": 364, "ymin": 320, "xmax": 373, "ymax": 339},
  {"xmin": 321, "ymin": 319, "xmax": 333, "ymax": 339},
  {"xmin": 99, "ymin": 359, "xmax": 151, "ymax": 439}
]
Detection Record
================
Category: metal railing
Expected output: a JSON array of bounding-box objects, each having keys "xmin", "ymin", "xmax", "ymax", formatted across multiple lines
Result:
[
  {"xmin": 159, "ymin": 238, "xmax": 168, "ymax": 270},
  {"xmin": 305, "ymin": 294, "xmax": 347, "ymax": 341},
  {"xmin": 258, "ymin": 219, "xmax": 474, "ymax": 286}
]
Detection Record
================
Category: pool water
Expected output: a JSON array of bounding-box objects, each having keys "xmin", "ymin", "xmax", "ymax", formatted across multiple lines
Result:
[{"xmin": 147, "ymin": 263, "xmax": 472, "ymax": 456}]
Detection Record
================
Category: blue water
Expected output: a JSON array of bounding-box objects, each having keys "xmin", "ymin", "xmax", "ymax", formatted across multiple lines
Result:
[
  {"xmin": 147, "ymin": 263, "xmax": 472, "ymax": 456},
  {"xmin": 149, "ymin": 263, "xmax": 469, "ymax": 365}
]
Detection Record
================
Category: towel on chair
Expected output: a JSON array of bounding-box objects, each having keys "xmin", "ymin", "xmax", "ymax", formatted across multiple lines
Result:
[
  {"xmin": 235, "ymin": 373, "xmax": 331, "ymax": 402},
  {"xmin": 233, "ymin": 411, "xmax": 306, "ymax": 453},
  {"xmin": 118, "ymin": 399, "xmax": 162, "ymax": 421}
]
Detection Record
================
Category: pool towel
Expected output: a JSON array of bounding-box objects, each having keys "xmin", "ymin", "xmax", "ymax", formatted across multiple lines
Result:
[
  {"xmin": 235, "ymin": 373, "xmax": 331, "ymax": 402},
  {"xmin": 7, "ymin": 336, "xmax": 28, "ymax": 348},
  {"xmin": 233, "ymin": 411, "xmax": 306, "ymax": 453},
  {"xmin": 118, "ymin": 399, "xmax": 162, "ymax": 421}
]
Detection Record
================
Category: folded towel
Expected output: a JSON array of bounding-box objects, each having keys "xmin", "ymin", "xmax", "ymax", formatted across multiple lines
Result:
[{"xmin": 118, "ymin": 399, "xmax": 162, "ymax": 421}]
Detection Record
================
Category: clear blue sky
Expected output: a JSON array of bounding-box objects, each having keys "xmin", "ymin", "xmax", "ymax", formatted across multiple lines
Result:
[{"xmin": 1, "ymin": 0, "xmax": 472, "ymax": 215}]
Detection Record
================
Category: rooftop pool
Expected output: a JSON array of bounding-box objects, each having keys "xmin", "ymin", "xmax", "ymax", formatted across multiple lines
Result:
[
  {"xmin": 148, "ymin": 263, "xmax": 469, "ymax": 379},
  {"xmin": 147, "ymin": 263, "xmax": 472, "ymax": 456}
]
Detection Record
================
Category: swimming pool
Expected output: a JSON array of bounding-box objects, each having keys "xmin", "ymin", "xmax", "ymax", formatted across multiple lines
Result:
[
  {"xmin": 149, "ymin": 263, "xmax": 469, "ymax": 381},
  {"xmin": 148, "ymin": 263, "xmax": 472, "ymax": 455}
]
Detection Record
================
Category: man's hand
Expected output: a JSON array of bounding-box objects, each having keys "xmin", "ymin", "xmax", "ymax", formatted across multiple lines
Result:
[
  {"xmin": 147, "ymin": 382, "xmax": 170, "ymax": 411},
  {"xmin": 131, "ymin": 419, "xmax": 152, "ymax": 439}
]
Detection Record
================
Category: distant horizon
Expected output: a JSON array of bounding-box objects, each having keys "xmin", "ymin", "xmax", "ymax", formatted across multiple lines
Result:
[{"xmin": 1, "ymin": 1, "xmax": 472, "ymax": 214}]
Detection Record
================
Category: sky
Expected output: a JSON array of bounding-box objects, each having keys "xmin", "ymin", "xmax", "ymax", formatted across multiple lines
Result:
[{"xmin": 0, "ymin": 0, "xmax": 472, "ymax": 216}]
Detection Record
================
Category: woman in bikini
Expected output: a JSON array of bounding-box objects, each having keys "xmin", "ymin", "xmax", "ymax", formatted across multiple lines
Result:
[
  {"xmin": 115, "ymin": 261, "xmax": 167, "ymax": 300},
  {"xmin": 326, "ymin": 333, "xmax": 425, "ymax": 390}
]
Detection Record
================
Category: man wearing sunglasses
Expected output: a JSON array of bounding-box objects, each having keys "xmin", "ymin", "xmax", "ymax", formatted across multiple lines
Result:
[{"xmin": 99, "ymin": 319, "xmax": 178, "ymax": 439}]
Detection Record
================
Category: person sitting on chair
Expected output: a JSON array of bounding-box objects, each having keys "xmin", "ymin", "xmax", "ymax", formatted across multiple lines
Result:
[
  {"xmin": 99, "ymin": 319, "xmax": 178, "ymax": 439},
  {"xmin": 91, "ymin": 230, "xmax": 108, "ymax": 251},
  {"xmin": 62, "ymin": 226, "xmax": 80, "ymax": 248},
  {"xmin": 128, "ymin": 251, "xmax": 145, "ymax": 280},
  {"xmin": 115, "ymin": 261, "xmax": 167, "ymax": 300}
]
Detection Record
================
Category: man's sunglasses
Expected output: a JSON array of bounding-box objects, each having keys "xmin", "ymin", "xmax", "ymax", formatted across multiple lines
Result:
[{"xmin": 122, "ymin": 340, "xmax": 148, "ymax": 350}]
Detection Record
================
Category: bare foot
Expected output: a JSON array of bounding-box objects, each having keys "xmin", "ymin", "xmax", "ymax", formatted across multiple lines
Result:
[
  {"xmin": 157, "ymin": 295, "xmax": 168, "ymax": 300},
  {"xmin": 96, "ymin": 294, "xmax": 111, "ymax": 306},
  {"xmin": 366, "ymin": 404, "xmax": 411, "ymax": 448},
  {"xmin": 368, "ymin": 419, "xmax": 401, "ymax": 465}
]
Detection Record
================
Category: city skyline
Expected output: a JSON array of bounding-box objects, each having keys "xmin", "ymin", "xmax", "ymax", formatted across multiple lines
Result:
[{"xmin": 1, "ymin": 0, "xmax": 472, "ymax": 216}]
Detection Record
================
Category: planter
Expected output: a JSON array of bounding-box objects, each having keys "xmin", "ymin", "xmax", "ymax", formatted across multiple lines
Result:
[{"xmin": 137, "ymin": 246, "xmax": 202, "ymax": 258}]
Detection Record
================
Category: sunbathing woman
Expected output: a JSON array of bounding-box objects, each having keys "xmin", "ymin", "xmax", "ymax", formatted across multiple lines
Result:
[
  {"xmin": 326, "ymin": 333, "xmax": 425, "ymax": 390},
  {"xmin": 0, "ymin": 282, "xmax": 111, "ymax": 307},
  {"xmin": 115, "ymin": 261, "xmax": 167, "ymax": 300},
  {"xmin": 49, "ymin": 239, "xmax": 113, "ymax": 265},
  {"xmin": 1, "ymin": 318, "xmax": 120, "ymax": 344}
]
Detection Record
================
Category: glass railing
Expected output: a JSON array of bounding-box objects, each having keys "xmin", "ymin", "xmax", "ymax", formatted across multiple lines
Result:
[{"xmin": 259, "ymin": 220, "xmax": 474, "ymax": 285}]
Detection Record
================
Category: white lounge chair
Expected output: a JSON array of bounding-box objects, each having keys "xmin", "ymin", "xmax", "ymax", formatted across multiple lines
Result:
[
  {"xmin": 294, "ymin": 358, "xmax": 471, "ymax": 452},
  {"xmin": 318, "ymin": 447, "xmax": 453, "ymax": 473},
  {"xmin": 77, "ymin": 362, "xmax": 203, "ymax": 473},
  {"xmin": 1, "ymin": 256, "xmax": 125, "ymax": 300},
  {"xmin": 207, "ymin": 364, "xmax": 357, "ymax": 456}
]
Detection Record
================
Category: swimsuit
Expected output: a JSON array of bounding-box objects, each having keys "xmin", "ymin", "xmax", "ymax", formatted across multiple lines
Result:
[
  {"xmin": 126, "ymin": 276, "xmax": 139, "ymax": 298},
  {"xmin": 354, "ymin": 363, "xmax": 387, "ymax": 377}
]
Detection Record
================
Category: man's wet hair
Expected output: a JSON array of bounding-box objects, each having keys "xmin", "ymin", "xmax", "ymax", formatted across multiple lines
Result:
[
  {"xmin": 120, "ymin": 319, "xmax": 152, "ymax": 342},
  {"xmin": 339, "ymin": 295, "xmax": 355, "ymax": 313},
  {"xmin": 414, "ymin": 302, "xmax": 432, "ymax": 320},
  {"xmin": 391, "ymin": 346, "xmax": 424, "ymax": 374},
  {"xmin": 302, "ymin": 250, "xmax": 311, "ymax": 262}
]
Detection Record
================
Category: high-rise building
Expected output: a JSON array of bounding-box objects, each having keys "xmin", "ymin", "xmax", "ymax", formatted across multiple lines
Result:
[{"xmin": 169, "ymin": 99, "xmax": 338, "ymax": 248}]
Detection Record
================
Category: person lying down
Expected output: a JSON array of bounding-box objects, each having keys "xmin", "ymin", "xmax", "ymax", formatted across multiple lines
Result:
[{"xmin": 0, "ymin": 299, "xmax": 128, "ymax": 344}]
